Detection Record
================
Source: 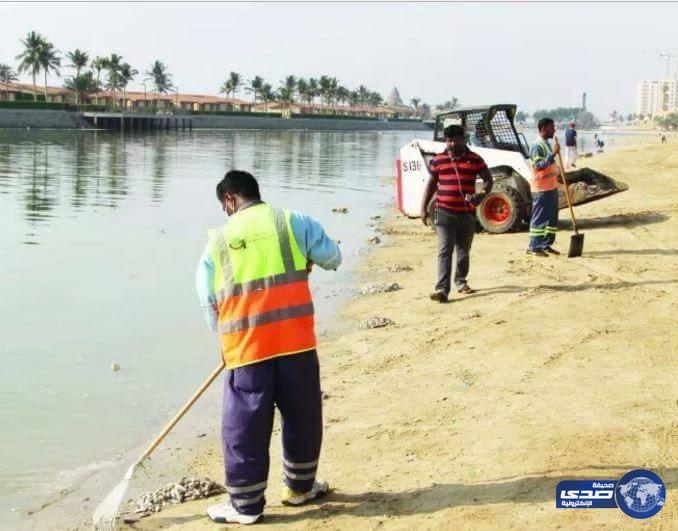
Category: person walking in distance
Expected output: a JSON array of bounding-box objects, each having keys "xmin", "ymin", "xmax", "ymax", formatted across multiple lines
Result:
[
  {"xmin": 565, "ymin": 121, "xmax": 577, "ymax": 168},
  {"xmin": 196, "ymin": 170, "xmax": 342, "ymax": 524},
  {"xmin": 420, "ymin": 125, "xmax": 493, "ymax": 302},
  {"xmin": 527, "ymin": 118, "xmax": 561, "ymax": 257}
]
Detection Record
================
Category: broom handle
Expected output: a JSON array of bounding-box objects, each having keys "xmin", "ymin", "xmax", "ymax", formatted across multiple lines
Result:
[
  {"xmin": 555, "ymin": 146, "xmax": 579, "ymax": 234},
  {"xmin": 135, "ymin": 362, "xmax": 226, "ymax": 466}
]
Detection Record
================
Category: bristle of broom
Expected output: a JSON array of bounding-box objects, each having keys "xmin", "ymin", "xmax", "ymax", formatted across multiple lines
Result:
[{"xmin": 92, "ymin": 464, "xmax": 136, "ymax": 531}]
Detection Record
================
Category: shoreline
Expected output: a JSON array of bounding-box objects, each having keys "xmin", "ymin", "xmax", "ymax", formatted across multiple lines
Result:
[
  {"xmin": 118, "ymin": 140, "xmax": 675, "ymax": 529},
  {"xmin": 18, "ymin": 138, "xmax": 677, "ymax": 530}
]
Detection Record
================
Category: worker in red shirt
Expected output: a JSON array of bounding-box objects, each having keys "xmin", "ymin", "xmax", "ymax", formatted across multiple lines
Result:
[{"xmin": 421, "ymin": 125, "xmax": 493, "ymax": 303}]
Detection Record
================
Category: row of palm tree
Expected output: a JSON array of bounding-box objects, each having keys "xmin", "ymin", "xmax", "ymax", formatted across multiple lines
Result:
[
  {"xmin": 3, "ymin": 31, "xmax": 453, "ymax": 117},
  {"xmin": 219, "ymin": 72, "xmax": 387, "ymax": 110},
  {"xmin": 3, "ymin": 31, "xmax": 174, "ymax": 109}
]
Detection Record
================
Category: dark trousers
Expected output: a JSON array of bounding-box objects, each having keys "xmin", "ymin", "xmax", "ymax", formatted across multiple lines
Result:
[
  {"xmin": 528, "ymin": 188, "xmax": 559, "ymax": 251},
  {"xmin": 435, "ymin": 210, "xmax": 476, "ymax": 296},
  {"xmin": 221, "ymin": 349, "xmax": 322, "ymax": 515}
]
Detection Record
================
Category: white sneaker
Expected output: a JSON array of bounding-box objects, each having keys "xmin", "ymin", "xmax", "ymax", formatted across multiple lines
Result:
[
  {"xmin": 206, "ymin": 498, "xmax": 262, "ymax": 525},
  {"xmin": 280, "ymin": 480, "xmax": 329, "ymax": 506}
]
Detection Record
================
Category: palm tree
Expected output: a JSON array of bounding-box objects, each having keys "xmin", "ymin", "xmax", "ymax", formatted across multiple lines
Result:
[
  {"xmin": 336, "ymin": 86, "xmax": 349, "ymax": 108},
  {"xmin": 119, "ymin": 63, "xmax": 137, "ymax": 110},
  {"xmin": 357, "ymin": 85, "xmax": 369, "ymax": 108},
  {"xmin": 247, "ymin": 76, "xmax": 264, "ymax": 104},
  {"xmin": 260, "ymin": 83, "xmax": 275, "ymax": 104},
  {"xmin": 368, "ymin": 91, "xmax": 383, "ymax": 107},
  {"xmin": 145, "ymin": 60, "xmax": 173, "ymax": 108},
  {"xmin": 64, "ymin": 71, "xmax": 98, "ymax": 106},
  {"xmin": 219, "ymin": 71, "xmax": 243, "ymax": 104},
  {"xmin": 91, "ymin": 56, "xmax": 107, "ymax": 105},
  {"xmin": 227, "ymin": 71, "xmax": 242, "ymax": 100},
  {"xmin": 105, "ymin": 54, "xmax": 124, "ymax": 109},
  {"xmin": 38, "ymin": 38, "xmax": 60, "ymax": 102},
  {"xmin": 318, "ymin": 75, "xmax": 332, "ymax": 108},
  {"xmin": 67, "ymin": 49, "xmax": 89, "ymax": 78},
  {"xmin": 410, "ymin": 97, "xmax": 421, "ymax": 116},
  {"xmin": 348, "ymin": 90, "xmax": 360, "ymax": 109},
  {"xmin": 296, "ymin": 78, "xmax": 309, "ymax": 109},
  {"xmin": 16, "ymin": 31, "xmax": 45, "ymax": 101},
  {"xmin": 0, "ymin": 64, "xmax": 18, "ymax": 101},
  {"xmin": 307, "ymin": 78, "xmax": 319, "ymax": 110}
]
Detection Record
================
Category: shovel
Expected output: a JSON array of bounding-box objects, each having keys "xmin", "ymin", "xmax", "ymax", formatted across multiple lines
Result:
[
  {"xmin": 555, "ymin": 144, "xmax": 584, "ymax": 257},
  {"xmin": 92, "ymin": 362, "xmax": 226, "ymax": 530}
]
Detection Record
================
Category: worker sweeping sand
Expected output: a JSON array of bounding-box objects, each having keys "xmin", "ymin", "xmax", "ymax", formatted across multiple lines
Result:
[{"xmin": 122, "ymin": 140, "xmax": 676, "ymax": 530}]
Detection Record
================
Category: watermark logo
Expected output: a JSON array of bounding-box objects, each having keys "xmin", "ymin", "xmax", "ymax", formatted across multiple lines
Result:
[
  {"xmin": 615, "ymin": 469, "xmax": 666, "ymax": 519},
  {"xmin": 556, "ymin": 480, "xmax": 617, "ymax": 509},
  {"xmin": 556, "ymin": 469, "xmax": 666, "ymax": 519}
]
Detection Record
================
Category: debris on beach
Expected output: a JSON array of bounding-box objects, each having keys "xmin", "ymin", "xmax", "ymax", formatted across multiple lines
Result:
[
  {"xmin": 332, "ymin": 207, "xmax": 349, "ymax": 214},
  {"xmin": 461, "ymin": 311, "xmax": 481, "ymax": 320},
  {"xmin": 110, "ymin": 363, "xmax": 121, "ymax": 372},
  {"xmin": 384, "ymin": 263, "xmax": 412, "ymax": 272},
  {"xmin": 370, "ymin": 215, "xmax": 382, "ymax": 220},
  {"xmin": 359, "ymin": 317, "xmax": 395, "ymax": 329},
  {"xmin": 133, "ymin": 477, "xmax": 226, "ymax": 517},
  {"xmin": 358, "ymin": 282, "xmax": 401, "ymax": 296},
  {"xmin": 367, "ymin": 236, "xmax": 381, "ymax": 245},
  {"xmin": 560, "ymin": 182, "xmax": 602, "ymax": 204}
]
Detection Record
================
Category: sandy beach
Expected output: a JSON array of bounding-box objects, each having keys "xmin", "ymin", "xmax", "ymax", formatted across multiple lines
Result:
[{"xmin": 103, "ymin": 139, "xmax": 678, "ymax": 530}]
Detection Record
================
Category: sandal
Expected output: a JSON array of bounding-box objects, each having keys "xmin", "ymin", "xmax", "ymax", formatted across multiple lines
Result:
[{"xmin": 457, "ymin": 285, "xmax": 475, "ymax": 294}]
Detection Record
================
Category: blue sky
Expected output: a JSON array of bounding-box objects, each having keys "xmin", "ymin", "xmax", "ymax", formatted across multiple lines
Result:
[{"xmin": 1, "ymin": 2, "xmax": 676, "ymax": 118}]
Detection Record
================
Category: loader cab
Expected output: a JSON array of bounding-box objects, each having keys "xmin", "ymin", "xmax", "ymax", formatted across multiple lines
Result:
[{"xmin": 434, "ymin": 104, "xmax": 529, "ymax": 157}]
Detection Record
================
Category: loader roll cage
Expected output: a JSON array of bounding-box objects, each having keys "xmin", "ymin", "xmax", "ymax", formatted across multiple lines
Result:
[{"xmin": 434, "ymin": 104, "xmax": 529, "ymax": 157}]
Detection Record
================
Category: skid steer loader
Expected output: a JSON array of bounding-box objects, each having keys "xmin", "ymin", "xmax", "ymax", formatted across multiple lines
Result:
[{"xmin": 396, "ymin": 104, "xmax": 628, "ymax": 233}]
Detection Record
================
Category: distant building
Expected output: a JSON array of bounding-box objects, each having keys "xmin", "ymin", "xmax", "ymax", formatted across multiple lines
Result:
[
  {"xmin": 0, "ymin": 81, "xmax": 416, "ymax": 119},
  {"xmin": 636, "ymin": 79, "xmax": 678, "ymax": 117}
]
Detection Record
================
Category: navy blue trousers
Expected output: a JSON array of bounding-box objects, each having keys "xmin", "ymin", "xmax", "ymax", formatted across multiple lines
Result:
[
  {"xmin": 221, "ymin": 349, "xmax": 322, "ymax": 515},
  {"xmin": 528, "ymin": 188, "xmax": 559, "ymax": 251}
]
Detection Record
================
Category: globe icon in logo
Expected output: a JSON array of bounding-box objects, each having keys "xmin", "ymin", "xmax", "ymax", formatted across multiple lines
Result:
[{"xmin": 616, "ymin": 470, "xmax": 666, "ymax": 519}]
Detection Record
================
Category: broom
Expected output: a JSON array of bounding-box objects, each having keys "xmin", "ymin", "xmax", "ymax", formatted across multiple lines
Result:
[
  {"xmin": 93, "ymin": 362, "xmax": 226, "ymax": 530},
  {"xmin": 555, "ymin": 145, "xmax": 584, "ymax": 257}
]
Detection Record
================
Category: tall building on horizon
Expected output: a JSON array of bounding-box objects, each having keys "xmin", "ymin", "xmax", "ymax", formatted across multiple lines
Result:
[{"xmin": 636, "ymin": 79, "xmax": 678, "ymax": 117}]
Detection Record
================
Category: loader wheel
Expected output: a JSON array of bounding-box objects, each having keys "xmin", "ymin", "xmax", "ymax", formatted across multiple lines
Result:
[{"xmin": 477, "ymin": 187, "xmax": 524, "ymax": 233}]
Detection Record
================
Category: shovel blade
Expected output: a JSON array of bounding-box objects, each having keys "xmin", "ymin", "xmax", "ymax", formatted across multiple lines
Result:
[{"xmin": 568, "ymin": 233, "xmax": 585, "ymax": 257}]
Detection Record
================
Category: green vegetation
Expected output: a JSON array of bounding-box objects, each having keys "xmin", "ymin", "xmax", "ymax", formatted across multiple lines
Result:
[
  {"xmin": 533, "ymin": 107, "xmax": 599, "ymax": 129},
  {"xmin": 3, "ymin": 29, "xmax": 465, "ymax": 119},
  {"xmin": 145, "ymin": 60, "xmax": 173, "ymax": 104},
  {"xmin": 655, "ymin": 113, "xmax": 678, "ymax": 129}
]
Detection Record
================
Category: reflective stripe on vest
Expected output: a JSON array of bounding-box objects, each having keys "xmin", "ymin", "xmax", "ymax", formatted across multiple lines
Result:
[
  {"xmin": 208, "ymin": 204, "xmax": 316, "ymax": 369},
  {"xmin": 530, "ymin": 139, "xmax": 559, "ymax": 192}
]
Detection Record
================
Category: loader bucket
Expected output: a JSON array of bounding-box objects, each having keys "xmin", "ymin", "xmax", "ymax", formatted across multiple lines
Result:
[{"xmin": 557, "ymin": 168, "xmax": 628, "ymax": 209}]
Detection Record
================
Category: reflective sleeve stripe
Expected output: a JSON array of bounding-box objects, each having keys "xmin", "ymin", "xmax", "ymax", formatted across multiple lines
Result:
[
  {"xmin": 218, "ymin": 302, "xmax": 314, "ymax": 334},
  {"xmin": 282, "ymin": 457, "xmax": 319, "ymax": 469},
  {"xmin": 215, "ymin": 270, "xmax": 309, "ymax": 301},
  {"xmin": 273, "ymin": 207, "xmax": 295, "ymax": 273},
  {"xmin": 284, "ymin": 470, "xmax": 317, "ymax": 480},
  {"xmin": 226, "ymin": 481, "xmax": 268, "ymax": 494},
  {"xmin": 230, "ymin": 493, "xmax": 264, "ymax": 507}
]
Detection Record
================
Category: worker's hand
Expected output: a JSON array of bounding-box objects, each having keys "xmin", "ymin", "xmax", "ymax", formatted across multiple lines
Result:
[
  {"xmin": 552, "ymin": 136, "xmax": 561, "ymax": 155},
  {"xmin": 421, "ymin": 209, "xmax": 430, "ymax": 226},
  {"xmin": 306, "ymin": 260, "xmax": 314, "ymax": 273},
  {"xmin": 465, "ymin": 192, "xmax": 486, "ymax": 206}
]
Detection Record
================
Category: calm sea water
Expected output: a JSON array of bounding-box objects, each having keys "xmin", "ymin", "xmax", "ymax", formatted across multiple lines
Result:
[{"xmin": 0, "ymin": 129, "xmax": 416, "ymax": 526}]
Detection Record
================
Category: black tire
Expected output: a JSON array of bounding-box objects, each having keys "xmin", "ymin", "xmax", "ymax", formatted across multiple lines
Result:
[{"xmin": 476, "ymin": 186, "xmax": 525, "ymax": 233}]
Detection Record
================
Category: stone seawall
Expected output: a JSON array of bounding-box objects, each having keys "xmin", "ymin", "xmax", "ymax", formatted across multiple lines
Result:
[
  {"xmin": 0, "ymin": 109, "xmax": 429, "ymax": 131},
  {"xmin": 0, "ymin": 109, "xmax": 90, "ymax": 129}
]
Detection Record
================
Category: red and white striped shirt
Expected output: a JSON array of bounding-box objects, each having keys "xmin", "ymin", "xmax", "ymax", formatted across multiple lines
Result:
[{"xmin": 429, "ymin": 148, "xmax": 488, "ymax": 213}]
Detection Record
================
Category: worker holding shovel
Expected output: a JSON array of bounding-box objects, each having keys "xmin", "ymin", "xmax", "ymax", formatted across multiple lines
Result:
[
  {"xmin": 196, "ymin": 170, "xmax": 342, "ymax": 524},
  {"xmin": 527, "ymin": 118, "xmax": 561, "ymax": 257}
]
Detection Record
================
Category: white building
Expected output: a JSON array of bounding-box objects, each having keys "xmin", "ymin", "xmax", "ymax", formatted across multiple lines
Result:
[{"xmin": 636, "ymin": 79, "xmax": 678, "ymax": 117}]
